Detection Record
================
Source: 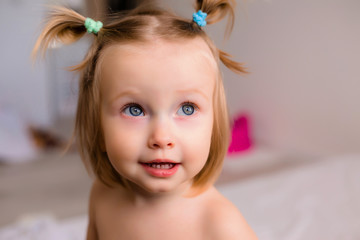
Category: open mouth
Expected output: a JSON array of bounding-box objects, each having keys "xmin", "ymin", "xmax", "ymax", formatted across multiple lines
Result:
[
  {"xmin": 140, "ymin": 161, "xmax": 180, "ymax": 177},
  {"xmin": 143, "ymin": 162, "xmax": 177, "ymax": 169}
]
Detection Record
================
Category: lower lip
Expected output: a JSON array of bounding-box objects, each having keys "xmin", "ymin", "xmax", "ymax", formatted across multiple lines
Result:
[{"xmin": 140, "ymin": 163, "xmax": 180, "ymax": 177}]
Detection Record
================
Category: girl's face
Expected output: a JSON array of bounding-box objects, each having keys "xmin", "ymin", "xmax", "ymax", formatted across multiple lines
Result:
[{"xmin": 100, "ymin": 38, "xmax": 216, "ymax": 194}]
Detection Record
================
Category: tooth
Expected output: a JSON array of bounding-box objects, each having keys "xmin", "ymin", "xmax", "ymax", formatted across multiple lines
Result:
[
  {"xmin": 157, "ymin": 164, "xmax": 161, "ymax": 169},
  {"xmin": 165, "ymin": 164, "xmax": 169, "ymax": 169},
  {"xmin": 152, "ymin": 164, "xmax": 156, "ymax": 168}
]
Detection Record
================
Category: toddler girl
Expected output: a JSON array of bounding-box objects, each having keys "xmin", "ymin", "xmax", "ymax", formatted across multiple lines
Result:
[{"xmin": 33, "ymin": 0, "xmax": 257, "ymax": 239}]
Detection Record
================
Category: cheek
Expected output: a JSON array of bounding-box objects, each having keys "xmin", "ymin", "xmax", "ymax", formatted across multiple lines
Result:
[
  {"xmin": 193, "ymin": 113, "xmax": 213, "ymax": 141},
  {"xmin": 103, "ymin": 130, "xmax": 143, "ymax": 177},
  {"xmin": 181, "ymin": 116, "xmax": 213, "ymax": 160},
  {"xmin": 192, "ymin": 128, "xmax": 212, "ymax": 159},
  {"xmin": 102, "ymin": 120, "xmax": 144, "ymax": 161}
]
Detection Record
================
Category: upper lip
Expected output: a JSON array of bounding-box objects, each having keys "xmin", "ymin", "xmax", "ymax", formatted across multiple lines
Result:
[{"xmin": 141, "ymin": 159, "xmax": 179, "ymax": 164}]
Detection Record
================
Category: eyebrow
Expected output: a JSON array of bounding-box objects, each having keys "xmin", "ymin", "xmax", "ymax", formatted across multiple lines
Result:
[
  {"xmin": 109, "ymin": 88, "xmax": 210, "ymax": 104},
  {"xmin": 176, "ymin": 89, "xmax": 210, "ymax": 101},
  {"xmin": 110, "ymin": 89, "xmax": 140, "ymax": 104}
]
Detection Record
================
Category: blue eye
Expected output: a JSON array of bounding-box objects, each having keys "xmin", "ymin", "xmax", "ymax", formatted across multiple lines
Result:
[
  {"xmin": 123, "ymin": 104, "xmax": 144, "ymax": 116},
  {"xmin": 177, "ymin": 103, "xmax": 196, "ymax": 116}
]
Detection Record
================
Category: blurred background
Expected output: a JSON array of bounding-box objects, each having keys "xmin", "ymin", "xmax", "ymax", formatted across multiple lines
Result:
[{"xmin": 0, "ymin": 0, "xmax": 359, "ymax": 238}]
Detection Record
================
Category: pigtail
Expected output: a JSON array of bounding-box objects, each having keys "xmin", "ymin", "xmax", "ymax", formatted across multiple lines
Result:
[
  {"xmin": 219, "ymin": 50, "xmax": 248, "ymax": 74},
  {"xmin": 194, "ymin": 0, "xmax": 248, "ymax": 74},
  {"xmin": 32, "ymin": 6, "xmax": 87, "ymax": 60},
  {"xmin": 195, "ymin": 0, "xmax": 235, "ymax": 36}
]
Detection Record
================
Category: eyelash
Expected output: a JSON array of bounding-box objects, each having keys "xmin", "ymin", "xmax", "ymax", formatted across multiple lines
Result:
[
  {"xmin": 120, "ymin": 101, "xmax": 199, "ymax": 116},
  {"xmin": 121, "ymin": 102, "xmax": 145, "ymax": 115},
  {"xmin": 182, "ymin": 101, "xmax": 199, "ymax": 111},
  {"xmin": 180, "ymin": 101, "xmax": 199, "ymax": 116}
]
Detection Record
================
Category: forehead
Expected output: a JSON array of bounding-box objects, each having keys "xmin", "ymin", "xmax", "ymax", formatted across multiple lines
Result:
[
  {"xmin": 100, "ymin": 37, "xmax": 217, "ymax": 69},
  {"xmin": 98, "ymin": 38, "xmax": 217, "ymax": 97}
]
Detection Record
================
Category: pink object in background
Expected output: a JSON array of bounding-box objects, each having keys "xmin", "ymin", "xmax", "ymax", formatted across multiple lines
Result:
[{"xmin": 227, "ymin": 113, "xmax": 252, "ymax": 154}]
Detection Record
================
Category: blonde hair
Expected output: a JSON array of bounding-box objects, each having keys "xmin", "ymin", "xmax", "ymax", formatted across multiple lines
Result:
[{"xmin": 33, "ymin": 0, "xmax": 247, "ymax": 193}]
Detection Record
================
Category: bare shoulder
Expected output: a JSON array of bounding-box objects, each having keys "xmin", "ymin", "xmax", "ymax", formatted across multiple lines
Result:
[
  {"xmin": 203, "ymin": 187, "xmax": 258, "ymax": 240},
  {"xmin": 89, "ymin": 178, "xmax": 124, "ymax": 204},
  {"xmin": 90, "ymin": 178, "xmax": 112, "ymax": 200},
  {"xmin": 86, "ymin": 179, "xmax": 114, "ymax": 240}
]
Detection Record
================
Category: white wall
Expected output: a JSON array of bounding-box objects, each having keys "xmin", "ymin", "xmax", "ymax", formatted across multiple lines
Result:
[
  {"xmin": 163, "ymin": 0, "xmax": 360, "ymax": 157},
  {"xmin": 0, "ymin": 0, "xmax": 85, "ymax": 127},
  {"xmin": 223, "ymin": 0, "xmax": 360, "ymax": 156},
  {"xmin": 0, "ymin": 1, "xmax": 51, "ymax": 127}
]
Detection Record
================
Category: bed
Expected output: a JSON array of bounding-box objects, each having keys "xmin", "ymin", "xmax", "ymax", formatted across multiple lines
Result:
[
  {"xmin": 220, "ymin": 154, "xmax": 360, "ymax": 240},
  {"xmin": 1, "ymin": 153, "xmax": 359, "ymax": 239}
]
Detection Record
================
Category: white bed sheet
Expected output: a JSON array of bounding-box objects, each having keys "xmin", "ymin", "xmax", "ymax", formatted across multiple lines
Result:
[
  {"xmin": 1, "ymin": 155, "xmax": 359, "ymax": 240},
  {"xmin": 220, "ymin": 154, "xmax": 360, "ymax": 240}
]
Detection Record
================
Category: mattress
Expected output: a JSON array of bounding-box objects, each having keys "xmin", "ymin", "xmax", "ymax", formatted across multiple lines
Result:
[{"xmin": 220, "ymin": 154, "xmax": 360, "ymax": 240}]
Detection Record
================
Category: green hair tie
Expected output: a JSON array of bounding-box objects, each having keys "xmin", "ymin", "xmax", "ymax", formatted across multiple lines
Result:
[{"xmin": 84, "ymin": 18, "xmax": 103, "ymax": 34}]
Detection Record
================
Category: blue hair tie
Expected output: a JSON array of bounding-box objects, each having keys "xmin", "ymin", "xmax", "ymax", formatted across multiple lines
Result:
[
  {"xmin": 84, "ymin": 18, "xmax": 103, "ymax": 34},
  {"xmin": 192, "ymin": 10, "xmax": 207, "ymax": 27}
]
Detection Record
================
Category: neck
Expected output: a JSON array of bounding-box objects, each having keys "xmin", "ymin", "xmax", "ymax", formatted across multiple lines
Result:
[{"xmin": 123, "ymin": 181, "xmax": 194, "ymax": 208}]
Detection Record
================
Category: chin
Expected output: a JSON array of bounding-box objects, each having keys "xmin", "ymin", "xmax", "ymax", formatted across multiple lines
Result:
[
  {"xmin": 142, "ymin": 178, "xmax": 193, "ymax": 195},
  {"xmin": 142, "ymin": 181, "xmax": 177, "ymax": 194}
]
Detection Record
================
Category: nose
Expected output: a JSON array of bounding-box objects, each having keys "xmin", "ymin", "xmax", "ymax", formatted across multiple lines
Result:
[{"xmin": 147, "ymin": 119, "xmax": 175, "ymax": 150}]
